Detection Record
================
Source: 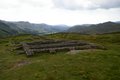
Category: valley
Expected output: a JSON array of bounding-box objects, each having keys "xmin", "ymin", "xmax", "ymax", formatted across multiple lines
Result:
[{"xmin": 1, "ymin": 20, "xmax": 120, "ymax": 38}]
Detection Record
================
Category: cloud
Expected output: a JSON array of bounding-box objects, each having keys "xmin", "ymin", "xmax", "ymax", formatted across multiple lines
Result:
[
  {"xmin": 18, "ymin": 0, "xmax": 54, "ymax": 8},
  {"xmin": 0, "ymin": 0, "xmax": 120, "ymax": 25},
  {"xmin": 53, "ymin": 0, "xmax": 120, "ymax": 10},
  {"xmin": 0, "ymin": 0, "xmax": 54, "ymax": 9},
  {"xmin": 0, "ymin": 0, "xmax": 119, "ymax": 10},
  {"xmin": 0, "ymin": 0, "xmax": 20, "ymax": 9}
]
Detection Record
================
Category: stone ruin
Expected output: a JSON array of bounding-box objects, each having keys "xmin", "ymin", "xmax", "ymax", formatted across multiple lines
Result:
[{"xmin": 16, "ymin": 40, "xmax": 106, "ymax": 56}]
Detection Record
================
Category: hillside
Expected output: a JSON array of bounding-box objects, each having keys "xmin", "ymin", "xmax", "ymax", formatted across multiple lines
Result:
[
  {"xmin": 0, "ymin": 21, "xmax": 19, "ymax": 37},
  {"xmin": 67, "ymin": 22, "xmax": 120, "ymax": 34},
  {"xmin": 15, "ymin": 22, "xmax": 69, "ymax": 34},
  {"xmin": 0, "ymin": 33, "xmax": 120, "ymax": 80},
  {"xmin": 0, "ymin": 20, "xmax": 69, "ymax": 37},
  {"xmin": 1, "ymin": 20, "xmax": 120, "ymax": 37},
  {"xmin": 0, "ymin": 20, "xmax": 39, "ymax": 37}
]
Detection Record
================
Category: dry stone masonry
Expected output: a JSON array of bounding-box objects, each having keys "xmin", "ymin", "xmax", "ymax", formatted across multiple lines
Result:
[{"xmin": 20, "ymin": 40, "xmax": 106, "ymax": 56}]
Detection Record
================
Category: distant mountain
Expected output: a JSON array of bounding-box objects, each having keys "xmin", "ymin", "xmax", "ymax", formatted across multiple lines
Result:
[
  {"xmin": 0, "ymin": 20, "xmax": 69, "ymax": 37},
  {"xmin": 14, "ymin": 22, "xmax": 69, "ymax": 34},
  {"xmin": 0, "ymin": 20, "xmax": 39, "ymax": 37},
  {"xmin": 0, "ymin": 21, "xmax": 19, "ymax": 37},
  {"xmin": 67, "ymin": 21, "xmax": 120, "ymax": 34},
  {"xmin": 115, "ymin": 21, "xmax": 120, "ymax": 24}
]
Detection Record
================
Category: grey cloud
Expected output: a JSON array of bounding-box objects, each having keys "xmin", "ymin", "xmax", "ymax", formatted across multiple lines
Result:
[
  {"xmin": 99, "ymin": 0, "xmax": 120, "ymax": 9},
  {"xmin": 53, "ymin": 0, "xmax": 120, "ymax": 10}
]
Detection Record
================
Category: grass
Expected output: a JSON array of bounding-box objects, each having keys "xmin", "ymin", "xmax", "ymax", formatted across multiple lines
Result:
[
  {"xmin": 0, "ymin": 33, "xmax": 120, "ymax": 80},
  {"xmin": 47, "ymin": 33, "xmax": 120, "ymax": 43}
]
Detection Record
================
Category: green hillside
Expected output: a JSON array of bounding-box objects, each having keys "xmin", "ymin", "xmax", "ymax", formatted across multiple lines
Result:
[
  {"xmin": 0, "ymin": 33, "xmax": 120, "ymax": 80},
  {"xmin": 0, "ymin": 21, "xmax": 18, "ymax": 37},
  {"xmin": 0, "ymin": 20, "xmax": 69, "ymax": 37},
  {"xmin": 67, "ymin": 22, "xmax": 120, "ymax": 34}
]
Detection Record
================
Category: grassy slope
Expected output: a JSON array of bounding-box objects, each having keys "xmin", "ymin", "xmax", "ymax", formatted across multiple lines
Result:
[{"xmin": 0, "ymin": 33, "xmax": 120, "ymax": 80}]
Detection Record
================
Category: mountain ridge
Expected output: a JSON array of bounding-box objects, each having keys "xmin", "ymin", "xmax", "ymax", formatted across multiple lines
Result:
[
  {"xmin": 0, "ymin": 20, "xmax": 120, "ymax": 37},
  {"xmin": 0, "ymin": 20, "xmax": 69, "ymax": 37},
  {"xmin": 67, "ymin": 21, "xmax": 120, "ymax": 34}
]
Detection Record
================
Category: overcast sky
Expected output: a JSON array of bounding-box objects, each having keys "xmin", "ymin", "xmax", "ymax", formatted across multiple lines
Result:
[{"xmin": 0, "ymin": 0, "xmax": 120, "ymax": 26}]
